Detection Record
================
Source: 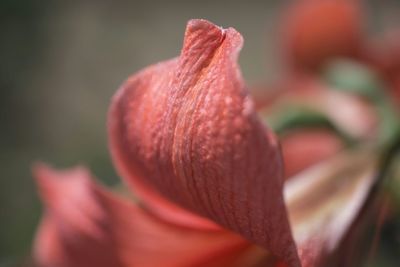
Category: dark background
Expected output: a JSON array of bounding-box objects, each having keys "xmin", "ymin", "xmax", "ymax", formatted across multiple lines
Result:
[{"xmin": 1, "ymin": 0, "xmax": 399, "ymax": 266}]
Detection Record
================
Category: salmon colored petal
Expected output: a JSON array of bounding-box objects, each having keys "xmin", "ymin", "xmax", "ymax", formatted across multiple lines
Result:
[
  {"xmin": 109, "ymin": 19, "xmax": 300, "ymax": 266},
  {"xmin": 281, "ymin": 129, "xmax": 343, "ymax": 178},
  {"xmin": 284, "ymin": 150, "xmax": 378, "ymax": 267},
  {"xmin": 33, "ymin": 163, "xmax": 273, "ymax": 267},
  {"xmin": 281, "ymin": 0, "xmax": 363, "ymax": 72}
]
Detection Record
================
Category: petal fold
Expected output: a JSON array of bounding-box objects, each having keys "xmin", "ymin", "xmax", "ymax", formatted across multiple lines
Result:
[
  {"xmin": 284, "ymin": 150, "xmax": 378, "ymax": 266},
  {"xmin": 33, "ymin": 164, "xmax": 265, "ymax": 267},
  {"xmin": 109, "ymin": 19, "xmax": 300, "ymax": 266}
]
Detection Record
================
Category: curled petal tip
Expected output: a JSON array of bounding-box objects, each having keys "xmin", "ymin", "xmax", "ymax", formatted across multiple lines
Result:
[
  {"xmin": 184, "ymin": 19, "xmax": 244, "ymax": 48},
  {"xmin": 186, "ymin": 19, "xmax": 223, "ymax": 33},
  {"xmin": 182, "ymin": 19, "xmax": 226, "ymax": 54},
  {"xmin": 109, "ymin": 19, "xmax": 299, "ymax": 266}
]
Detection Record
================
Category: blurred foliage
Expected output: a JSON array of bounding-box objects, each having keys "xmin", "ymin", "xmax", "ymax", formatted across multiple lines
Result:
[{"xmin": 1, "ymin": 0, "xmax": 49, "ymax": 263}]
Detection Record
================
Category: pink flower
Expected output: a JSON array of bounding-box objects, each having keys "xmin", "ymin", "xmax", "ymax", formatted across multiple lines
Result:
[{"xmin": 33, "ymin": 19, "xmax": 381, "ymax": 267}]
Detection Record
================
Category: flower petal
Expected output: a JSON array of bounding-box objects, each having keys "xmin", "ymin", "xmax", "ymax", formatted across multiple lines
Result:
[
  {"xmin": 257, "ymin": 79, "xmax": 377, "ymax": 180},
  {"xmin": 109, "ymin": 19, "xmax": 300, "ymax": 266},
  {"xmin": 284, "ymin": 150, "xmax": 378, "ymax": 266},
  {"xmin": 281, "ymin": 129, "xmax": 343, "ymax": 178},
  {"xmin": 33, "ymin": 164, "xmax": 269, "ymax": 267},
  {"xmin": 281, "ymin": 0, "xmax": 363, "ymax": 72},
  {"xmin": 259, "ymin": 79, "xmax": 378, "ymax": 140}
]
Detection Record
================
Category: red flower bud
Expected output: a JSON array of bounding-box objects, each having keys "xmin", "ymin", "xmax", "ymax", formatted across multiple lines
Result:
[{"xmin": 109, "ymin": 19, "xmax": 300, "ymax": 266}]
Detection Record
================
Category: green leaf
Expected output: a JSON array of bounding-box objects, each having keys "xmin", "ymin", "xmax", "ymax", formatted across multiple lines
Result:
[{"xmin": 263, "ymin": 105, "xmax": 357, "ymax": 146}]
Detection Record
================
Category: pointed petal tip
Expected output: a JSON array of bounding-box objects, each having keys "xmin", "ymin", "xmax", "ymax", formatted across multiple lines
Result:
[
  {"xmin": 182, "ymin": 19, "xmax": 243, "ymax": 58},
  {"xmin": 186, "ymin": 19, "xmax": 220, "ymax": 30},
  {"xmin": 32, "ymin": 162, "xmax": 89, "ymax": 182},
  {"xmin": 32, "ymin": 162, "xmax": 64, "ymax": 204},
  {"xmin": 185, "ymin": 19, "xmax": 227, "ymax": 38},
  {"xmin": 32, "ymin": 162, "xmax": 94, "ymax": 210}
]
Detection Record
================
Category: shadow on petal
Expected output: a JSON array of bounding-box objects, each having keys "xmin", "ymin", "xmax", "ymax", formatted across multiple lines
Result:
[
  {"xmin": 284, "ymin": 149, "xmax": 378, "ymax": 266},
  {"xmin": 33, "ymin": 163, "xmax": 274, "ymax": 267}
]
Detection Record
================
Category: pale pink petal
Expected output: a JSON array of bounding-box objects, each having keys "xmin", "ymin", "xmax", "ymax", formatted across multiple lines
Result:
[
  {"xmin": 259, "ymin": 79, "xmax": 378, "ymax": 140},
  {"xmin": 256, "ymin": 80, "xmax": 376, "ymax": 179},
  {"xmin": 33, "ymin": 164, "xmax": 271, "ymax": 267},
  {"xmin": 284, "ymin": 150, "xmax": 378, "ymax": 266},
  {"xmin": 109, "ymin": 19, "xmax": 300, "ymax": 266}
]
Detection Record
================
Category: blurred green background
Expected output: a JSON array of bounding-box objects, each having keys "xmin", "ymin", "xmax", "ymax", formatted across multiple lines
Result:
[{"xmin": 0, "ymin": 0, "xmax": 399, "ymax": 266}]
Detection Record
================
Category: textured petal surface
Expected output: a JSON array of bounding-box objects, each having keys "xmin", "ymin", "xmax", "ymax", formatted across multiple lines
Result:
[
  {"xmin": 33, "ymin": 164, "xmax": 269, "ymax": 267},
  {"xmin": 109, "ymin": 19, "xmax": 299, "ymax": 266},
  {"xmin": 281, "ymin": 0, "xmax": 363, "ymax": 72},
  {"xmin": 284, "ymin": 150, "xmax": 378, "ymax": 267}
]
